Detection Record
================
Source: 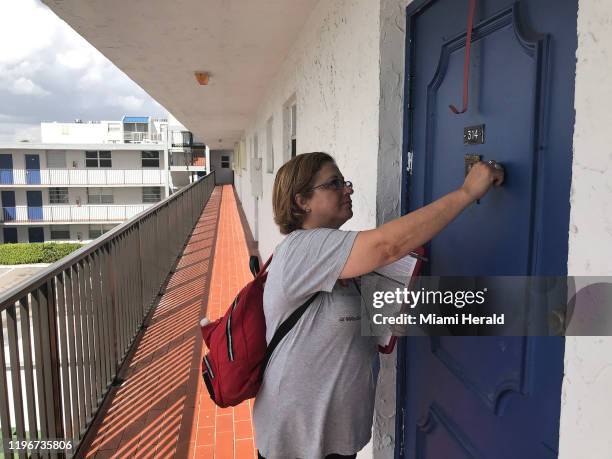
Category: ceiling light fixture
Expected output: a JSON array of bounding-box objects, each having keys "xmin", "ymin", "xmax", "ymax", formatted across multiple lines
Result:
[{"xmin": 194, "ymin": 71, "xmax": 210, "ymax": 85}]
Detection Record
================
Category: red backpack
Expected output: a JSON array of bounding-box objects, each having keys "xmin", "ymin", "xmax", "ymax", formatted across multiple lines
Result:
[{"xmin": 200, "ymin": 255, "xmax": 318, "ymax": 407}]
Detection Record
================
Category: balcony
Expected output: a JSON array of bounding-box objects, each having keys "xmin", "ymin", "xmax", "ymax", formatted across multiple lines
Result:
[
  {"xmin": 0, "ymin": 169, "xmax": 167, "ymax": 187},
  {"xmin": 170, "ymin": 131, "xmax": 193, "ymax": 148},
  {"xmin": 1, "ymin": 205, "xmax": 154, "ymax": 223},
  {"xmin": 123, "ymin": 132, "xmax": 163, "ymax": 143},
  {"xmin": 0, "ymin": 175, "xmax": 259, "ymax": 458},
  {"xmin": 170, "ymin": 152, "xmax": 207, "ymax": 171}
]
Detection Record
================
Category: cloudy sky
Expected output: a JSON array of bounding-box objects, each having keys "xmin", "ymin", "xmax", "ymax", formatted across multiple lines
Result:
[{"xmin": 0, "ymin": 0, "xmax": 167, "ymax": 143}]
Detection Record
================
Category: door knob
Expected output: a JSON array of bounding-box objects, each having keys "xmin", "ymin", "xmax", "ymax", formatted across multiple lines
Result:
[{"xmin": 487, "ymin": 160, "xmax": 504, "ymax": 172}]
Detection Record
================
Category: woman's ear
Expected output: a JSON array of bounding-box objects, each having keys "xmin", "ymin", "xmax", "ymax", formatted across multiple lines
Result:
[{"xmin": 294, "ymin": 193, "xmax": 310, "ymax": 213}]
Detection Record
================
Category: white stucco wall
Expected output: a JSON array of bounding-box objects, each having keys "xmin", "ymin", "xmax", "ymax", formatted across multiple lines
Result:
[
  {"xmin": 234, "ymin": 0, "xmax": 383, "ymax": 456},
  {"xmin": 560, "ymin": 1, "xmax": 612, "ymax": 457},
  {"xmin": 233, "ymin": 0, "xmax": 612, "ymax": 457},
  {"xmin": 235, "ymin": 0, "xmax": 381, "ymax": 259}
]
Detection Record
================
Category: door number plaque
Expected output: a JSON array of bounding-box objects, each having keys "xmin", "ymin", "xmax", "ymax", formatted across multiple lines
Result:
[{"xmin": 464, "ymin": 124, "xmax": 485, "ymax": 145}]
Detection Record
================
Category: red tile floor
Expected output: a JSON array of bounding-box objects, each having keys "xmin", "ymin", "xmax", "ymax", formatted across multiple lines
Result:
[{"xmin": 80, "ymin": 185, "xmax": 258, "ymax": 458}]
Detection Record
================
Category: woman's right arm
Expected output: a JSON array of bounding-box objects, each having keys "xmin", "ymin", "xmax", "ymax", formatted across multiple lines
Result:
[{"xmin": 340, "ymin": 162, "xmax": 504, "ymax": 279}]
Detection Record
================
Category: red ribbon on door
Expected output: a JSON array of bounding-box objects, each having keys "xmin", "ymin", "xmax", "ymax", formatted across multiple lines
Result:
[{"xmin": 449, "ymin": 0, "xmax": 477, "ymax": 114}]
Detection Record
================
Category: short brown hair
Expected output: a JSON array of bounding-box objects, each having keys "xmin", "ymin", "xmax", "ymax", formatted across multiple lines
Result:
[{"xmin": 272, "ymin": 152, "xmax": 335, "ymax": 234}]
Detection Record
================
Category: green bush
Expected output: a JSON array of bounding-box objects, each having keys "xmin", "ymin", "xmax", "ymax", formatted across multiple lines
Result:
[{"xmin": 0, "ymin": 242, "xmax": 84, "ymax": 265}]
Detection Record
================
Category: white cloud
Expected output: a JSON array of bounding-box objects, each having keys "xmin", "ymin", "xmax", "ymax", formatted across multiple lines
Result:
[
  {"xmin": 10, "ymin": 77, "xmax": 49, "ymax": 96},
  {"xmin": 56, "ymin": 48, "xmax": 93, "ymax": 70},
  {"xmin": 0, "ymin": 0, "xmax": 167, "ymax": 140},
  {"xmin": 0, "ymin": 0, "xmax": 57, "ymax": 65},
  {"xmin": 107, "ymin": 95, "xmax": 145, "ymax": 111}
]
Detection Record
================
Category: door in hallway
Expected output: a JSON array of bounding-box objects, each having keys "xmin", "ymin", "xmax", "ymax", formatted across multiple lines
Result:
[
  {"xmin": 3, "ymin": 227, "xmax": 17, "ymax": 243},
  {"xmin": 25, "ymin": 154, "xmax": 41, "ymax": 185},
  {"xmin": 1, "ymin": 191, "xmax": 16, "ymax": 221},
  {"xmin": 399, "ymin": 0, "xmax": 577, "ymax": 457},
  {"xmin": 27, "ymin": 191, "xmax": 43, "ymax": 221},
  {"xmin": 0, "ymin": 154, "xmax": 13, "ymax": 184},
  {"xmin": 28, "ymin": 227, "xmax": 44, "ymax": 243}
]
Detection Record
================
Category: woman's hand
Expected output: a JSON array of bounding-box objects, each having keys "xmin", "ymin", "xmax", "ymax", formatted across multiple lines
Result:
[
  {"xmin": 340, "ymin": 161, "xmax": 505, "ymax": 279},
  {"xmin": 460, "ymin": 161, "xmax": 505, "ymax": 201}
]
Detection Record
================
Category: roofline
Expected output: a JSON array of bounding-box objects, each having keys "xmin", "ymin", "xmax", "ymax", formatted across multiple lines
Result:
[{"xmin": 0, "ymin": 143, "xmax": 165, "ymax": 151}]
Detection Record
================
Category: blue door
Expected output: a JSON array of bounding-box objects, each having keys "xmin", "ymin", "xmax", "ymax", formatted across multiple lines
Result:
[
  {"xmin": 0, "ymin": 154, "xmax": 13, "ymax": 184},
  {"xmin": 399, "ymin": 1, "xmax": 577, "ymax": 458},
  {"xmin": 28, "ymin": 227, "xmax": 44, "ymax": 243},
  {"xmin": 3, "ymin": 227, "xmax": 17, "ymax": 244},
  {"xmin": 1, "ymin": 191, "xmax": 16, "ymax": 221},
  {"xmin": 27, "ymin": 191, "xmax": 43, "ymax": 221},
  {"xmin": 25, "ymin": 154, "xmax": 41, "ymax": 185}
]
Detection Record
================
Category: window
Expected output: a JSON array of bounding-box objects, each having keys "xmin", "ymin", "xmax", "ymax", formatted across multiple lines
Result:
[
  {"xmin": 290, "ymin": 103, "xmax": 297, "ymax": 158},
  {"xmin": 141, "ymin": 151, "xmax": 160, "ymax": 168},
  {"xmin": 89, "ymin": 225, "xmax": 113, "ymax": 240},
  {"xmin": 283, "ymin": 95, "xmax": 297, "ymax": 161},
  {"xmin": 49, "ymin": 187, "xmax": 69, "ymax": 204},
  {"xmin": 221, "ymin": 155, "xmax": 230, "ymax": 168},
  {"xmin": 46, "ymin": 151, "xmax": 66, "ymax": 169},
  {"xmin": 50, "ymin": 225, "xmax": 70, "ymax": 240},
  {"xmin": 240, "ymin": 140, "xmax": 247, "ymax": 170},
  {"xmin": 107, "ymin": 123, "xmax": 121, "ymax": 132},
  {"xmin": 85, "ymin": 151, "xmax": 112, "ymax": 168},
  {"xmin": 87, "ymin": 188, "xmax": 113, "ymax": 204},
  {"xmin": 266, "ymin": 117, "xmax": 274, "ymax": 173},
  {"xmin": 142, "ymin": 187, "xmax": 161, "ymax": 203}
]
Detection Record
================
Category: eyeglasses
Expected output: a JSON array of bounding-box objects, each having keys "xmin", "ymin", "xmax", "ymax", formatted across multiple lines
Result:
[{"xmin": 308, "ymin": 178, "xmax": 353, "ymax": 192}]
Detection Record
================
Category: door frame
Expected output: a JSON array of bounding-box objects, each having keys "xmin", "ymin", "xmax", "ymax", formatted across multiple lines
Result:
[
  {"xmin": 3, "ymin": 227, "xmax": 18, "ymax": 243},
  {"xmin": 25, "ymin": 154, "xmax": 41, "ymax": 185},
  {"xmin": 0, "ymin": 154, "xmax": 14, "ymax": 185},
  {"xmin": 1, "ymin": 190, "xmax": 16, "ymax": 222},
  {"xmin": 396, "ymin": 0, "xmax": 576, "ymax": 457},
  {"xmin": 27, "ymin": 190, "xmax": 43, "ymax": 221},
  {"xmin": 28, "ymin": 227, "xmax": 45, "ymax": 243}
]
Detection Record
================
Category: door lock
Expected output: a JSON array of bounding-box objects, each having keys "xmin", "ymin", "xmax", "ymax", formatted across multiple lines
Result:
[{"xmin": 464, "ymin": 154, "xmax": 481, "ymax": 177}]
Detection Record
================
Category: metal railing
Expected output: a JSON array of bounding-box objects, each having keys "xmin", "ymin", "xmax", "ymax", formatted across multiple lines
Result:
[
  {"xmin": 123, "ymin": 132, "xmax": 163, "ymax": 143},
  {"xmin": 169, "ymin": 152, "xmax": 206, "ymax": 168},
  {"xmin": 170, "ymin": 131, "xmax": 193, "ymax": 147},
  {"xmin": 1, "ymin": 205, "xmax": 155, "ymax": 223},
  {"xmin": 0, "ymin": 169, "xmax": 167, "ymax": 186},
  {"xmin": 0, "ymin": 171, "xmax": 216, "ymax": 457}
]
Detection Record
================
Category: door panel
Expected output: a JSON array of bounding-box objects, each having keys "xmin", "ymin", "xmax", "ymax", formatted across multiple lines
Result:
[
  {"xmin": 27, "ymin": 190, "xmax": 43, "ymax": 221},
  {"xmin": 25, "ymin": 154, "xmax": 41, "ymax": 185},
  {"xmin": 398, "ymin": 1, "xmax": 577, "ymax": 458},
  {"xmin": 28, "ymin": 227, "xmax": 44, "ymax": 243},
  {"xmin": 422, "ymin": 9, "xmax": 539, "ymax": 276},
  {"xmin": 1, "ymin": 190, "xmax": 16, "ymax": 221},
  {"xmin": 0, "ymin": 154, "xmax": 13, "ymax": 184},
  {"xmin": 3, "ymin": 227, "xmax": 17, "ymax": 244}
]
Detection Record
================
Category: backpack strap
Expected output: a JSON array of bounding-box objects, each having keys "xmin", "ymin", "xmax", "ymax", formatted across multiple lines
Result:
[
  {"xmin": 251, "ymin": 254, "xmax": 274, "ymax": 278},
  {"xmin": 259, "ymin": 292, "xmax": 319, "ymax": 380}
]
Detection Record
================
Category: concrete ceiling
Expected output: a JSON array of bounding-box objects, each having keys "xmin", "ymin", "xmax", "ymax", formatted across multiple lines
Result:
[{"xmin": 42, "ymin": 0, "xmax": 319, "ymax": 149}]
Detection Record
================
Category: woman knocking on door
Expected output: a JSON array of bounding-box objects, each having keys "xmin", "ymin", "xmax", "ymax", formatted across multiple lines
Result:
[{"xmin": 254, "ymin": 152, "xmax": 503, "ymax": 459}]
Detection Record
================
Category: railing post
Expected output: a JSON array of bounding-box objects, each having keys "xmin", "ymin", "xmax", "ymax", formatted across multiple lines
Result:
[{"xmin": 40, "ymin": 279, "xmax": 65, "ymax": 442}]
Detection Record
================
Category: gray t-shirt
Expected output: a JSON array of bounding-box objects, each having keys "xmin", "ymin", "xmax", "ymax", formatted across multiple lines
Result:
[{"xmin": 253, "ymin": 228, "xmax": 378, "ymax": 459}]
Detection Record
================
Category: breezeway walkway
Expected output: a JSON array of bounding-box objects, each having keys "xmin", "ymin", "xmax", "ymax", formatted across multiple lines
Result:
[{"xmin": 79, "ymin": 185, "xmax": 258, "ymax": 459}]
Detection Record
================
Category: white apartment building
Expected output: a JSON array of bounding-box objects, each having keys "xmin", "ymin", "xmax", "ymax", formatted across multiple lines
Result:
[{"xmin": 0, "ymin": 115, "xmax": 210, "ymax": 243}]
